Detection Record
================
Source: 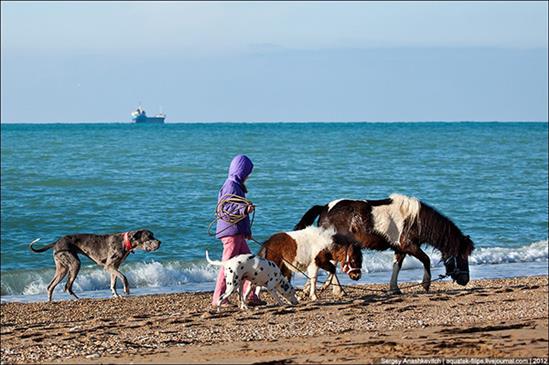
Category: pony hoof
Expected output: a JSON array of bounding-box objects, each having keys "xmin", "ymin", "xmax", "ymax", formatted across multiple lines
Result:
[
  {"xmin": 388, "ymin": 288, "xmax": 402, "ymax": 295},
  {"xmin": 422, "ymin": 285, "xmax": 430, "ymax": 292}
]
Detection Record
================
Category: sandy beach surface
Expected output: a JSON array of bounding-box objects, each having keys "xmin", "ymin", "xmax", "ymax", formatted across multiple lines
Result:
[{"xmin": 1, "ymin": 275, "xmax": 547, "ymax": 364}]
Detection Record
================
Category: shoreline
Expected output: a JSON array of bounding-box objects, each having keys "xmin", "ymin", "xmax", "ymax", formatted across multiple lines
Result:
[
  {"xmin": 1, "ymin": 275, "xmax": 547, "ymax": 364},
  {"xmin": 3, "ymin": 259, "xmax": 548, "ymax": 304}
]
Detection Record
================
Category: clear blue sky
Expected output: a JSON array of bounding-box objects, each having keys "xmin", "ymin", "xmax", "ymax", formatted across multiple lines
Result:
[{"xmin": 1, "ymin": 1, "xmax": 547, "ymax": 122}]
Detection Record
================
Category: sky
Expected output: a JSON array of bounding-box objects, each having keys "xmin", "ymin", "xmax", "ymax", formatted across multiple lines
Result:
[{"xmin": 1, "ymin": 1, "xmax": 548, "ymax": 122}]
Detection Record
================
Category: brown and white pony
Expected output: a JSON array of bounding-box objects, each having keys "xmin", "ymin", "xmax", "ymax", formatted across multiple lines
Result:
[
  {"xmin": 258, "ymin": 225, "xmax": 363, "ymax": 300},
  {"xmin": 294, "ymin": 193, "xmax": 475, "ymax": 294}
]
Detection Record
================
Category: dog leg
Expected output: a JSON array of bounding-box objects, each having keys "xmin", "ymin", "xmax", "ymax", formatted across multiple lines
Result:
[
  {"xmin": 216, "ymin": 273, "xmax": 236, "ymax": 311},
  {"xmin": 217, "ymin": 286, "xmax": 235, "ymax": 311},
  {"xmin": 269, "ymin": 289, "xmax": 285, "ymax": 306},
  {"xmin": 242, "ymin": 282, "xmax": 253, "ymax": 307},
  {"xmin": 254, "ymin": 286, "xmax": 263, "ymax": 301},
  {"xmin": 64, "ymin": 256, "xmax": 81, "ymax": 300},
  {"xmin": 107, "ymin": 268, "xmax": 130, "ymax": 296},
  {"xmin": 238, "ymin": 280, "xmax": 248, "ymax": 310},
  {"xmin": 47, "ymin": 263, "xmax": 68, "ymax": 302},
  {"xmin": 122, "ymin": 273, "xmax": 130, "ymax": 295},
  {"xmin": 109, "ymin": 273, "xmax": 120, "ymax": 298}
]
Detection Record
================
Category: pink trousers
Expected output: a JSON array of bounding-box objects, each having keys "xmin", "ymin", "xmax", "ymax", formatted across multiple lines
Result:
[{"xmin": 211, "ymin": 234, "xmax": 257, "ymax": 305}]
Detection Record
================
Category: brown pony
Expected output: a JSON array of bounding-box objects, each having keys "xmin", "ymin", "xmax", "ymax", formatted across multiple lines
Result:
[
  {"xmin": 258, "ymin": 225, "xmax": 363, "ymax": 300},
  {"xmin": 294, "ymin": 193, "xmax": 475, "ymax": 294}
]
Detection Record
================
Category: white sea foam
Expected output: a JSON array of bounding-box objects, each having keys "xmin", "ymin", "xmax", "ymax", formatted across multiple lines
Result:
[
  {"xmin": 363, "ymin": 240, "xmax": 548, "ymax": 273},
  {"xmin": 1, "ymin": 241, "xmax": 547, "ymax": 298},
  {"xmin": 3, "ymin": 261, "xmax": 218, "ymax": 297}
]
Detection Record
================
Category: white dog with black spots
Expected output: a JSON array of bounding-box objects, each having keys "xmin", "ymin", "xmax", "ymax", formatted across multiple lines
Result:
[{"xmin": 205, "ymin": 251, "xmax": 299, "ymax": 310}]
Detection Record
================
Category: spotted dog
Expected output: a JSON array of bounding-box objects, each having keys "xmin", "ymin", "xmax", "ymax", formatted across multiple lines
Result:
[{"xmin": 205, "ymin": 251, "xmax": 298, "ymax": 310}]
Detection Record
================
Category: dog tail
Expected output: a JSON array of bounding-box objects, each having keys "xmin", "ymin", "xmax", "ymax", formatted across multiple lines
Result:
[
  {"xmin": 257, "ymin": 245, "xmax": 266, "ymax": 258},
  {"xmin": 28, "ymin": 238, "xmax": 55, "ymax": 253},
  {"xmin": 205, "ymin": 250, "xmax": 223, "ymax": 267},
  {"xmin": 294, "ymin": 204, "xmax": 325, "ymax": 230}
]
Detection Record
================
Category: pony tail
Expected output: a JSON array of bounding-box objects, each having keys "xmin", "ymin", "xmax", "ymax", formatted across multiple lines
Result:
[{"xmin": 294, "ymin": 205, "xmax": 324, "ymax": 230}]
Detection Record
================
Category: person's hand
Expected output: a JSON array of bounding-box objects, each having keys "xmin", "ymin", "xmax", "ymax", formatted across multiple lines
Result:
[{"xmin": 246, "ymin": 204, "xmax": 255, "ymax": 214}]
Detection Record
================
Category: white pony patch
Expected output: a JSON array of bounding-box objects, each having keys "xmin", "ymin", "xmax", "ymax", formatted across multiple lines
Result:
[
  {"xmin": 286, "ymin": 226, "xmax": 337, "ymax": 271},
  {"xmin": 328, "ymin": 199, "xmax": 346, "ymax": 212},
  {"xmin": 371, "ymin": 194, "xmax": 421, "ymax": 246}
]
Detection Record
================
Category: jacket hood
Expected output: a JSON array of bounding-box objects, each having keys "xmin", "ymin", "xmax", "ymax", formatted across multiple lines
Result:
[{"xmin": 227, "ymin": 155, "xmax": 253, "ymax": 184}]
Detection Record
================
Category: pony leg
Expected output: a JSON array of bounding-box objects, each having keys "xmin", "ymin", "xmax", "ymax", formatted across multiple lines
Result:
[
  {"xmin": 321, "ymin": 270, "xmax": 343, "ymax": 296},
  {"xmin": 307, "ymin": 266, "xmax": 319, "ymax": 301},
  {"xmin": 331, "ymin": 273, "xmax": 344, "ymax": 297},
  {"xmin": 303, "ymin": 280, "xmax": 310, "ymax": 293},
  {"xmin": 320, "ymin": 273, "xmax": 333, "ymax": 292},
  {"xmin": 407, "ymin": 247, "xmax": 431, "ymax": 292},
  {"xmin": 389, "ymin": 252, "xmax": 406, "ymax": 294}
]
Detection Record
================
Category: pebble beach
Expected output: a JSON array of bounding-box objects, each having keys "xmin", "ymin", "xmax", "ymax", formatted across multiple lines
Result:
[{"xmin": 1, "ymin": 275, "xmax": 547, "ymax": 364}]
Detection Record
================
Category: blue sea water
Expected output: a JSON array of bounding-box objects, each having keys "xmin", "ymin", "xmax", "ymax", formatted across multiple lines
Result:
[{"xmin": 1, "ymin": 122, "xmax": 547, "ymax": 302}]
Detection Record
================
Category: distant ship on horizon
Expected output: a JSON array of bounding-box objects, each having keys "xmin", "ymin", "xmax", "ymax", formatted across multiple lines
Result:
[{"xmin": 131, "ymin": 106, "xmax": 166, "ymax": 124}]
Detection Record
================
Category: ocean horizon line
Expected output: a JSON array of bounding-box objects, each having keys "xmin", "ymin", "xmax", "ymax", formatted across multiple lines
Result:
[{"xmin": 1, "ymin": 120, "xmax": 548, "ymax": 125}]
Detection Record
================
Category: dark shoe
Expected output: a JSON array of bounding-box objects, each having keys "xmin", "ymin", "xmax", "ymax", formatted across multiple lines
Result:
[{"xmin": 246, "ymin": 298, "xmax": 267, "ymax": 307}]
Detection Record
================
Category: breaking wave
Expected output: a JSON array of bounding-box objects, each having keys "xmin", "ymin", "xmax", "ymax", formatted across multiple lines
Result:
[{"xmin": 1, "ymin": 240, "xmax": 546, "ymax": 297}]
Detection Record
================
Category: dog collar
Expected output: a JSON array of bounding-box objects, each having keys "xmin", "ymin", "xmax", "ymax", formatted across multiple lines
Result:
[{"xmin": 123, "ymin": 232, "xmax": 133, "ymax": 252}]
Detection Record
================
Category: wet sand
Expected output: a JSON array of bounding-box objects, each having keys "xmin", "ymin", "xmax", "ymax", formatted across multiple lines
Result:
[{"xmin": 1, "ymin": 276, "xmax": 547, "ymax": 364}]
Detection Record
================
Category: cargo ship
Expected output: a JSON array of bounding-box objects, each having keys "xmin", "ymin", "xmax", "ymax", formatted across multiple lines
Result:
[{"xmin": 131, "ymin": 106, "xmax": 166, "ymax": 124}]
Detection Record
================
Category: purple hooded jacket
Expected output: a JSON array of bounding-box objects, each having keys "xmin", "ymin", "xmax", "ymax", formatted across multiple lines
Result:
[{"xmin": 215, "ymin": 155, "xmax": 254, "ymax": 239}]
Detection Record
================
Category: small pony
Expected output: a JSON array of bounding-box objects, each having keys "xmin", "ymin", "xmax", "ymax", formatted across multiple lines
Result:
[{"xmin": 258, "ymin": 225, "xmax": 363, "ymax": 300}]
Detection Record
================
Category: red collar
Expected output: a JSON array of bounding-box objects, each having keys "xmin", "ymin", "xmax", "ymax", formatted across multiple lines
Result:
[{"xmin": 123, "ymin": 232, "xmax": 133, "ymax": 252}]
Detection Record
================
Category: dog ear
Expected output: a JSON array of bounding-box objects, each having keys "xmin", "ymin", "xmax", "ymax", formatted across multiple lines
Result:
[{"xmin": 130, "ymin": 230, "xmax": 145, "ymax": 241}]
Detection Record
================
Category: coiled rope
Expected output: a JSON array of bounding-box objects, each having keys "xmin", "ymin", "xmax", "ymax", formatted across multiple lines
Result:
[{"xmin": 207, "ymin": 194, "xmax": 256, "ymax": 237}]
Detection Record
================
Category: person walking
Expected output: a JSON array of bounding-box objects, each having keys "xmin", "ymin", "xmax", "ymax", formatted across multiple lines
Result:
[{"xmin": 211, "ymin": 154, "xmax": 264, "ymax": 308}]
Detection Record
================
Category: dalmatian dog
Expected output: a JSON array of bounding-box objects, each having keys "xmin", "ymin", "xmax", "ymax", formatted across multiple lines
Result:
[{"xmin": 205, "ymin": 251, "xmax": 299, "ymax": 310}]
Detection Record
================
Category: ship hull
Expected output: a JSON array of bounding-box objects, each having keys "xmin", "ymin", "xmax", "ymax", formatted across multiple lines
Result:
[{"xmin": 133, "ymin": 116, "xmax": 165, "ymax": 124}]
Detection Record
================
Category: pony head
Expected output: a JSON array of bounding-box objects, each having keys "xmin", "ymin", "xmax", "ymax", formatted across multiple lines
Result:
[
  {"xmin": 341, "ymin": 243, "xmax": 363, "ymax": 281},
  {"xmin": 443, "ymin": 235, "xmax": 474, "ymax": 286}
]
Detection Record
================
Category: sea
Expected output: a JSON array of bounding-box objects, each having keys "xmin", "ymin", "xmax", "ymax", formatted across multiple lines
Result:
[{"xmin": 1, "ymin": 122, "xmax": 547, "ymax": 303}]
